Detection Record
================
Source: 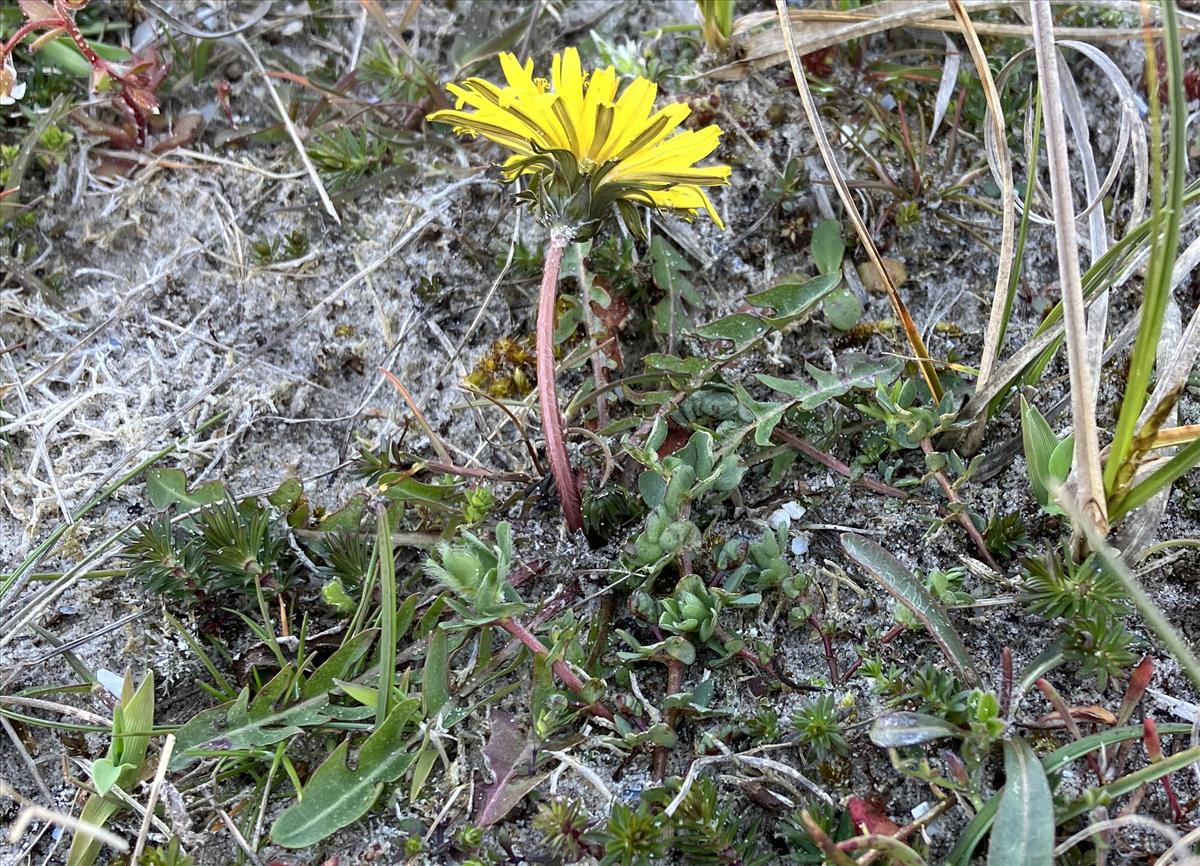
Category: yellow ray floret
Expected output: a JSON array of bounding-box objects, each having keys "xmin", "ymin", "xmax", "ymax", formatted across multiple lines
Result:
[{"xmin": 428, "ymin": 47, "xmax": 730, "ymax": 228}]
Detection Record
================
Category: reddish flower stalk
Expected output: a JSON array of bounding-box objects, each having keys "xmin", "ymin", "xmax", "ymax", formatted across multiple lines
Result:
[
  {"xmin": 2, "ymin": 18, "xmax": 61, "ymax": 57},
  {"xmin": 537, "ymin": 229, "xmax": 584, "ymax": 532}
]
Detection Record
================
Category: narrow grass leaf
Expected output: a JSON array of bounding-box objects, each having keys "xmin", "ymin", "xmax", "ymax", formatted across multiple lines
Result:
[
  {"xmin": 172, "ymin": 648, "xmax": 372, "ymax": 771},
  {"xmin": 423, "ymin": 627, "xmax": 450, "ymax": 718},
  {"xmin": 1030, "ymin": 0, "xmax": 1106, "ymax": 532},
  {"xmin": 1110, "ymin": 437, "xmax": 1200, "ymax": 522},
  {"xmin": 376, "ymin": 506, "xmax": 396, "ymax": 726},
  {"xmin": 1104, "ymin": 0, "xmax": 1187, "ymax": 497},
  {"xmin": 1057, "ymin": 744, "xmax": 1200, "ymax": 824},
  {"xmin": 949, "ymin": 0, "xmax": 1014, "ymax": 403}
]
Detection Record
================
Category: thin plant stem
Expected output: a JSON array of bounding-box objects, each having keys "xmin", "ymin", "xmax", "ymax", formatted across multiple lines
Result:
[
  {"xmin": 772, "ymin": 428, "xmax": 907, "ymax": 499},
  {"xmin": 950, "ymin": 0, "xmax": 1015, "ymax": 404},
  {"xmin": 1029, "ymin": 0, "xmax": 1107, "ymax": 535},
  {"xmin": 653, "ymin": 658, "xmax": 683, "ymax": 780},
  {"xmin": 713, "ymin": 623, "xmax": 810, "ymax": 690},
  {"xmin": 498, "ymin": 616, "xmax": 613, "ymax": 721},
  {"xmin": 375, "ymin": 506, "xmax": 396, "ymax": 725},
  {"xmin": 537, "ymin": 228, "xmax": 584, "ymax": 532},
  {"xmin": 1, "ymin": 18, "xmax": 61, "ymax": 57},
  {"xmin": 774, "ymin": 0, "xmax": 942, "ymax": 403},
  {"xmin": 920, "ymin": 438, "xmax": 1000, "ymax": 570}
]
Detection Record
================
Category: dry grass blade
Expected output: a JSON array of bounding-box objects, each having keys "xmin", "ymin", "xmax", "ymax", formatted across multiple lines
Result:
[
  {"xmin": 2, "ymin": 782, "xmax": 128, "ymax": 853},
  {"xmin": 949, "ymin": 0, "xmax": 1014, "ymax": 434},
  {"xmin": 236, "ymin": 35, "xmax": 341, "ymax": 225},
  {"xmin": 928, "ymin": 34, "xmax": 960, "ymax": 144},
  {"xmin": 990, "ymin": 45, "xmax": 1145, "ymax": 231},
  {"xmin": 711, "ymin": 1, "xmax": 1200, "ymax": 81},
  {"xmin": 1030, "ymin": 0, "xmax": 1107, "ymax": 535},
  {"xmin": 1054, "ymin": 814, "xmax": 1183, "ymax": 859},
  {"xmin": 379, "ymin": 368, "xmax": 453, "ymax": 465},
  {"xmin": 128, "ymin": 735, "xmax": 177, "ymax": 866},
  {"xmin": 773, "ymin": 0, "xmax": 942, "ymax": 402},
  {"xmin": 1058, "ymin": 55, "xmax": 1111, "ymax": 404}
]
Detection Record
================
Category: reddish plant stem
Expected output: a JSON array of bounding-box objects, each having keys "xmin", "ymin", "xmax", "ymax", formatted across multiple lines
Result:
[
  {"xmin": 7, "ymin": 3, "xmax": 148, "ymax": 144},
  {"xmin": 840, "ymin": 622, "xmax": 905, "ymax": 684},
  {"xmin": 809, "ymin": 614, "xmax": 839, "ymax": 685},
  {"xmin": 537, "ymin": 231, "xmax": 584, "ymax": 532},
  {"xmin": 1036, "ymin": 677, "xmax": 1104, "ymax": 786},
  {"xmin": 1143, "ymin": 717, "xmax": 1184, "ymax": 824},
  {"xmin": 498, "ymin": 616, "xmax": 613, "ymax": 722},
  {"xmin": 771, "ymin": 428, "xmax": 907, "ymax": 499},
  {"xmin": 652, "ymin": 658, "xmax": 684, "ymax": 780},
  {"xmin": 920, "ymin": 438, "xmax": 1001, "ymax": 571},
  {"xmin": 713, "ymin": 624, "xmax": 813, "ymax": 690},
  {"xmin": 2, "ymin": 17, "xmax": 61, "ymax": 57}
]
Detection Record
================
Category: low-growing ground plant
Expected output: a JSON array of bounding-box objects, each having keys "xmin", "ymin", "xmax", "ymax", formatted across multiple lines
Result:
[{"xmin": 4, "ymin": 2, "xmax": 1200, "ymax": 865}]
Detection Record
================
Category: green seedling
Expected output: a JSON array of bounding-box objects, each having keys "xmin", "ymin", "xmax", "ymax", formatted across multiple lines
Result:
[
  {"xmin": 791, "ymin": 694, "xmax": 849, "ymax": 762},
  {"xmin": 67, "ymin": 672, "xmax": 155, "ymax": 866},
  {"xmin": 696, "ymin": 0, "xmax": 735, "ymax": 50},
  {"xmin": 1020, "ymin": 396, "xmax": 1073, "ymax": 515}
]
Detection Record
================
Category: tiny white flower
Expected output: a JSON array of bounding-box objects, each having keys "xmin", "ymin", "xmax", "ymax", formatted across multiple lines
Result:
[{"xmin": 0, "ymin": 56, "xmax": 25, "ymax": 106}]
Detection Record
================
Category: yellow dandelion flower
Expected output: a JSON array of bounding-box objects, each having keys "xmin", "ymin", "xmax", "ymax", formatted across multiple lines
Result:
[{"xmin": 427, "ymin": 47, "xmax": 730, "ymax": 231}]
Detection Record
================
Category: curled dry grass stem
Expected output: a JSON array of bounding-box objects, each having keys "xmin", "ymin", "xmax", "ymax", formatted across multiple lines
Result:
[
  {"xmin": 773, "ymin": 0, "xmax": 942, "ymax": 404},
  {"xmin": 1054, "ymin": 814, "xmax": 1184, "ymax": 860},
  {"xmin": 1030, "ymin": 0, "xmax": 1107, "ymax": 536}
]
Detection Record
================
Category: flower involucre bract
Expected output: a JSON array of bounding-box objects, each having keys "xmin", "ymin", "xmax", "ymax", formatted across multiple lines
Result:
[{"xmin": 427, "ymin": 48, "xmax": 730, "ymax": 233}]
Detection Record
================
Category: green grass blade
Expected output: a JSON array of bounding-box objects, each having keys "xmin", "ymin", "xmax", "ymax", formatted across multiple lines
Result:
[
  {"xmin": 1108, "ymin": 436, "xmax": 1200, "ymax": 522},
  {"xmin": 996, "ymin": 90, "xmax": 1042, "ymax": 359},
  {"xmin": 1057, "ymin": 744, "xmax": 1200, "ymax": 824},
  {"xmin": 948, "ymin": 724, "xmax": 1192, "ymax": 864},
  {"xmin": 375, "ymin": 507, "xmax": 396, "ymax": 725},
  {"xmin": 1104, "ymin": 0, "xmax": 1186, "ymax": 495}
]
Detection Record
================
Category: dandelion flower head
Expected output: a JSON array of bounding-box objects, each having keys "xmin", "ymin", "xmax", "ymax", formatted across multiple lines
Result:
[{"xmin": 427, "ymin": 48, "xmax": 730, "ymax": 231}]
